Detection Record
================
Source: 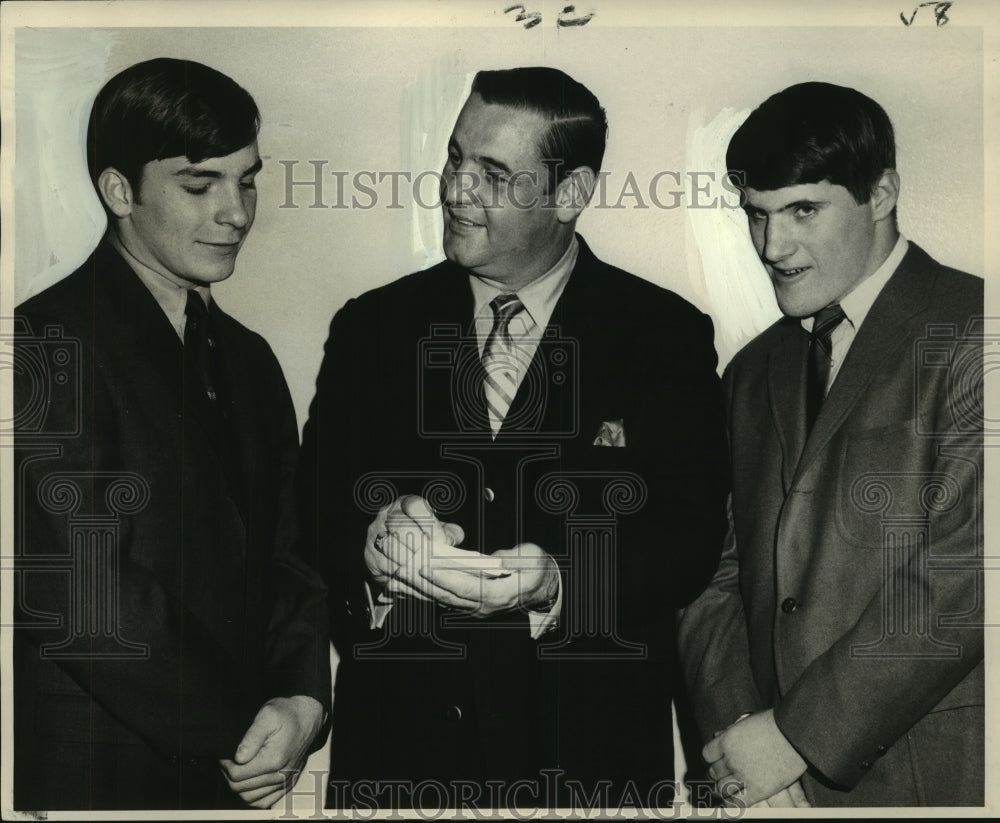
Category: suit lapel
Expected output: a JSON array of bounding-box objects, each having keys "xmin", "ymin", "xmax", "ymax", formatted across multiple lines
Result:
[
  {"xmin": 791, "ymin": 244, "xmax": 936, "ymax": 484},
  {"xmin": 210, "ymin": 304, "xmax": 258, "ymax": 510},
  {"xmin": 419, "ymin": 262, "xmax": 492, "ymax": 437},
  {"xmin": 765, "ymin": 320, "xmax": 811, "ymax": 493}
]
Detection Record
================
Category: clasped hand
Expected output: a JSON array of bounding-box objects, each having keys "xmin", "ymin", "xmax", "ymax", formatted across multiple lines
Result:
[
  {"xmin": 364, "ymin": 494, "xmax": 559, "ymax": 616},
  {"xmin": 702, "ymin": 709, "xmax": 810, "ymax": 808},
  {"xmin": 219, "ymin": 695, "xmax": 325, "ymax": 809}
]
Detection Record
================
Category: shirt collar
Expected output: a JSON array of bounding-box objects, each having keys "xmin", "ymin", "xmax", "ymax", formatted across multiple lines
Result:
[
  {"xmin": 801, "ymin": 234, "xmax": 908, "ymax": 333},
  {"xmin": 107, "ymin": 231, "xmax": 212, "ymax": 338},
  {"xmin": 469, "ymin": 235, "xmax": 579, "ymax": 333}
]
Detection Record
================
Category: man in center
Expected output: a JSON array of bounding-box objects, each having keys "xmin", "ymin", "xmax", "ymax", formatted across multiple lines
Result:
[{"xmin": 298, "ymin": 67, "xmax": 728, "ymax": 807}]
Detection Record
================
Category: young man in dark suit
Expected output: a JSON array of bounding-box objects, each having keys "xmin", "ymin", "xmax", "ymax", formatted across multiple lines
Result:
[
  {"xmin": 678, "ymin": 82, "xmax": 984, "ymax": 807},
  {"xmin": 297, "ymin": 67, "xmax": 729, "ymax": 810},
  {"xmin": 13, "ymin": 58, "xmax": 330, "ymax": 811}
]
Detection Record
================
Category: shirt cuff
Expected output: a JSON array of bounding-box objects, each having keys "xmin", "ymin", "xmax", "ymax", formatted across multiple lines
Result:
[
  {"xmin": 363, "ymin": 580, "xmax": 394, "ymax": 629},
  {"xmin": 526, "ymin": 567, "xmax": 562, "ymax": 640}
]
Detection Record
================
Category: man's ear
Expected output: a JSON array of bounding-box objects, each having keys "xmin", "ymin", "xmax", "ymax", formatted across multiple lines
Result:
[
  {"xmin": 870, "ymin": 169, "xmax": 900, "ymax": 222},
  {"xmin": 553, "ymin": 166, "xmax": 596, "ymax": 224},
  {"xmin": 97, "ymin": 167, "xmax": 136, "ymax": 218}
]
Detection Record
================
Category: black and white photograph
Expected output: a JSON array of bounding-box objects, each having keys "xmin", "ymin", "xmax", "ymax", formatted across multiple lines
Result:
[{"xmin": 1, "ymin": 0, "xmax": 996, "ymax": 818}]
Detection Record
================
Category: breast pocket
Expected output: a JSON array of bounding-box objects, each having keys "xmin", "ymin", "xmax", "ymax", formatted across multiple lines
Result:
[{"xmin": 835, "ymin": 421, "xmax": 959, "ymax": 550}]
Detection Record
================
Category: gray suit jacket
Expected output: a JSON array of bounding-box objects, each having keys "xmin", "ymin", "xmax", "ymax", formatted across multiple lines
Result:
[{"xmin": 678, "ymin": 242, "xmax": 984, "ymax": 806}]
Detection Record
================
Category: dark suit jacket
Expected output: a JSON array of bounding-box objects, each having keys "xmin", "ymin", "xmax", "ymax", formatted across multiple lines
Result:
[
  {"xmin": 13, "ymin": 241, "xmax": 331, "ymax": 811},
  {"xmin": 678, "ymin": 243, "xmax": 984, "ymax": 806},
  {"xmin": 297, "ymin": 236, "xmax": 728, "ymax": 806}
]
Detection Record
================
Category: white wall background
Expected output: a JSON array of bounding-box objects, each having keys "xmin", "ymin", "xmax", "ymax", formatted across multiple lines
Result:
[{"xmin": 11, "ymin": 23, "xmax": 984, "ymax": 427}]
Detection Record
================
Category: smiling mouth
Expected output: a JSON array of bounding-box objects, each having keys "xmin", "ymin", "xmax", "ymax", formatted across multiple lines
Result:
[
  {"xmin": 447, "ymin": 208, "xmax": 483, "ymax": 229},
  {"xmin": 772, "ymin": 265, "xmax": 810, "ymax": 278}
]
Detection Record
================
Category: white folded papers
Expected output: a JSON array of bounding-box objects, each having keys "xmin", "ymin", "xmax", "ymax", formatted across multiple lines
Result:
[{"xmin": 423, "ymin": 540, "xmax": 511, "ymax": 578}]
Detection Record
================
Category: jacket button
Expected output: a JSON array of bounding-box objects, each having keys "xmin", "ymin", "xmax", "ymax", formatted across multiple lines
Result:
[
  {"xmin": 860, "ymin": 760, "xmax": 872, "ymax": 771},
  {"xmin": 446, "ymin": 705, "xmax": 463, "ymax": 721},
  {"xmin": 780, "ymin": 597, "xmax": 798, "ymax": 613},
  {"xmin": 875, "ymin": 744, "xmax": 886, "ymax": 755},
  {"xmin": 483, "ymin": 487, "xmax": 495, "ymax": 503}
]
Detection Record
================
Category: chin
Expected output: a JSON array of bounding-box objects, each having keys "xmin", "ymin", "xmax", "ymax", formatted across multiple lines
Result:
[{"xmin": 185, "ymin": 267, "xmax": 236, "ymax": 286}]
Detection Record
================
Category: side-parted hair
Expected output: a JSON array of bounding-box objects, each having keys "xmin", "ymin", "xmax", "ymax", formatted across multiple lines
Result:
[
  {"xmin": 470, "ymin": 67, "xmax": 607, "ymax": 189},
  {"xmin": 87, "ymin": 57, "xmax": 260, "ymax": 200},
  {"xmin": 726, "ymin": 81, "xmax": 895, "ymax": 204}
]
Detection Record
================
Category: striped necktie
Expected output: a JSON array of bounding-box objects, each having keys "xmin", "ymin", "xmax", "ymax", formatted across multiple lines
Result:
[
  {"xmin": 806, "ymin": 302, "xmax": 846, "ymax": 431},
  {"xmin": 482, "ymin": 294, "xmax": 525, "ymax": 437}
]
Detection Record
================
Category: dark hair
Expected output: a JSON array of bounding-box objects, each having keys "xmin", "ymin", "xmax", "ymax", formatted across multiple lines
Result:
[
  {"xmin": 726, "ymin": 82, "xmax": 895, "ymax": 204},
  {"xmin": 470, "ymin": 67, "xmax": 607, "ymax": 189},
  {"xmin": 87, "ymin": 57, "xmax": 260, "ymax": 201}
]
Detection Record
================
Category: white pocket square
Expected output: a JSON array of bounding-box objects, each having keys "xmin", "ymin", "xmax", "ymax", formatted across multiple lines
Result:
[{"xmin": 592, "ymin": 419, "xmax": 626, "ymax": 447}]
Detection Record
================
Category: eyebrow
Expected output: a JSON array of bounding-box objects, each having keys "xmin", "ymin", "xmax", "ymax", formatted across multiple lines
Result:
[
  {"xmin": 447, "ymin": 138, "xmax": 513, "ymax": 175},
  {"xmin": 479, "ymin": 155, "xmax": 512, "ymax": 174},
  {"xmin": 746, "ymin": 198, "xmax": 827, "ymax": 214},
  {"xmin": 173, "ymin": 157, "xmax": 263, "ymax": 180}
]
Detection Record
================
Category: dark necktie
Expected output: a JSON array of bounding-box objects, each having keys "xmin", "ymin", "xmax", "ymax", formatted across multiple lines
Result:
[
  {"xmin": 184, "ymin": 289, "xmax": 221, "ymax": 406},
  {"xmin": 806, "ymin": 303, "xmax": 846, "ymax": 431},
  {"xmin": 482, "ymin": 294, "xmax": 526, "ymax": 437}
]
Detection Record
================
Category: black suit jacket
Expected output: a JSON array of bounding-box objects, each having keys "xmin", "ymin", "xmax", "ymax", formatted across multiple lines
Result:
[
  {"xmin": 13, "ymin": 242, "xmax": 331, "ymax": 811},
  {"xmin": 297, "ymin": 237, "xmax": 728, "ymax": 806}
]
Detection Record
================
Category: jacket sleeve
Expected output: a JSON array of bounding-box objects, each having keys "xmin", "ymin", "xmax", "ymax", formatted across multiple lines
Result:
[
  {"xmin": 260, "ymin": 340, "xmax": 333, "ymax": 738},
  {"xmin": 675, "ymin": 359, "xmax": 766, "ymax": 741},
  {"xmin": 296, "ymin": 299, "xmax": 374, "ymax": 650},
  {"xmin": 676, "ymin": 497, "xmax": 768, "ymax": 740}
]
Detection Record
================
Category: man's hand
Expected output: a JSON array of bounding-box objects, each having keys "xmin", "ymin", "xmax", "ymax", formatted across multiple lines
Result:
[
  {"xmin": 702, "ymin": 709, "xmax": 807, "ymax": 807},
  {"xmin": 366, "ymin": 495, "xmax": 559, "ymax": 617},
  {"xmin": 411, "ymin": 540, "xmax": 559, "ymax": 617},
  {"xmin": 219, "ymin": 695, "xmax": 325, "ymax": 809},
  {"xmin": 363, "ymin": 495, "xmax": 464, "ymax": 600},
  {"xmin": 750, "ymin": 780, "xmax": 811, "ymax": 808}
]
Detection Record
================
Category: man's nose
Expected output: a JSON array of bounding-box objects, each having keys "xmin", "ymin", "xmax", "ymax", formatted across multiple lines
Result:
[
  {"xmin": 443, "ymin": 165, "xmax": 481, "ymax": 207},
  {"xmin": 217, "ymin": 185, "xmax": 252, "ymax": 229},
  {"xmin": 762, "ymin": 218, "xmax": 795, "ymax": 263}
]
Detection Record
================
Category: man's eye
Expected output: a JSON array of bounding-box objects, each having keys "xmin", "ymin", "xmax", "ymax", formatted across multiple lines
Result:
[
  {"xmin": 794, "ymin": 205, "xmax": 816, "ymax": 219},
  {"xmin": 747, "ymin": 209, "xmax": 766, "ymax": 222},
  {"xmin": 240, "ymin": 179, "xmax": 257, "ymax": 191},
  {"xmin": 485, "ymin": 170, "xmax": 509, "ymax": 184},
  {"xmin": 183, "ymin": 186, "xmax": 209, "ymax": 195}
]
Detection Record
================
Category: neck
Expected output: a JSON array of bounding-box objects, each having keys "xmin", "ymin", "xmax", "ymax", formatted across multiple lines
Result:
[
  {"xmin": 477, "ymin": 231, "xmax": 575, "ymax": 291},
  {"xmin": 107, "ymin": 225, "xmax": 191, "ymax": 289},
  {"xmin": 858, "ymin": 227, "xmax": 898, "ymax": 286}
]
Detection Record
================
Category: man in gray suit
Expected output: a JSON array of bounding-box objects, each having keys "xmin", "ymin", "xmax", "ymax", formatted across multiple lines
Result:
[{"xmin": 678, "ymin": 82, "xmax": 983, "ymax": 807}]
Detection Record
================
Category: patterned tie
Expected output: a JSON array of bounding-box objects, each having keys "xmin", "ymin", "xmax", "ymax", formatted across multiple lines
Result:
[
  {"xmin": 184, "ymin": 289, "xmax": 220, "ymax": 406},
  {"xmin": 482, "ymin": 294, "xmax": 526, "ymax": 437},
  {"xmin": 806, "ymin": 302, "xmax": 846, "ymax": 431}
]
